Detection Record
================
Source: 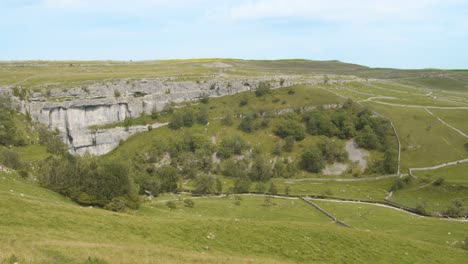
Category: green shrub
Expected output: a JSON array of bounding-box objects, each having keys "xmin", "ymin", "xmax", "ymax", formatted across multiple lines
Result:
[
  {"xmin": 166, "ymin": 200, "xmax": 176, "ymax": 210},
  {"xmin": 193, "ymin": 175, "xmax": 217, "ymax": 195},
  {"xmin": 239, "ymin": 96, "xmax": 248, "ymax": 107},
  {"xmin": 274, "ymin": 119, "xmax": 305, "ymax": 141},
  {"xmin": 199, "ymin": 93, "xmax": 209, "ymax": 104},
  {"xmin": 255, "ymin": 82, "xmax": 271, "ymax": 97},
  {"xmin": 432, "ymin": 178, "xmax": 445, "ymax": 186},
  {"xmin": 0, "ymin": 149, "xmax": 22, "ymax": 169},
  {"xmin": 184, "ymin": 199, "xmax": 195, "ymax": 208},
  {"xmin": 268, "ymin": 182, "xmax": 278, "ymax": 195},
  {"xmin": 300, "ymin": 146, "xmax": 325, "ymax": 173}
]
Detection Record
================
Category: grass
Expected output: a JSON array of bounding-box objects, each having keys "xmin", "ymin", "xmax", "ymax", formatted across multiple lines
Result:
[
  {"xmin": 363, "ymin": 102, "xmax": 468, "ymax": 171},
  {"xmin": 390, "ymin": 180, "xmax": 468, "ymax": 213},
  {"xmin": 182, "ymin": 176, "xmax": 395, "ymax": 202},
  {"xmin": 413, "ymin": 162, "xmax": 468, "ymax": 185},
  {"xmin": 1, "ymin": 171, "xmax": 468, "ymax": 264},
  {"xmin": 312, "ymin": 200, "xmax": 468, "ymax": 247},
  {"xmin": 429, "ymin": 109, "xmax": 468, "ymax": 135}
]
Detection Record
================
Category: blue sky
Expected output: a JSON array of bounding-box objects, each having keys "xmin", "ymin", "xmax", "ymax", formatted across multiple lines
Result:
[{"xmin": 1, "ymin": 0, "xmax": 467, "ymax": 69}]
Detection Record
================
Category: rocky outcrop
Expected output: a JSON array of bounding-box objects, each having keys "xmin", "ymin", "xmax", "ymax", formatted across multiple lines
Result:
[{"xmin": 3, "ymin": 78, "xmax": 297, "ymax": 155}]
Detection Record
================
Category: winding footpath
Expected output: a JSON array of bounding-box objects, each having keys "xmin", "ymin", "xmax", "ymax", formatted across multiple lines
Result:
[{"xmin": 424, "ymin": 108, "xmax": 468, "ymax": 138}]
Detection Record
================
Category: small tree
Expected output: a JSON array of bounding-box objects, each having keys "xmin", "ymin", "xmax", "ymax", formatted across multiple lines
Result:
[
  {"xmin": 432, "ymin": 178, "xmax": 445, "ymax": 186},
  {"xmin": 284, "ymin": 185, "xmax": 290, "ymax": 196},
  {"xmin": 196, "ymin": 106, "xmax": 209, "ymax": 125},
  {"xmin": 151, "ymin": 106, "xmax": 159, "ymax": 119},
  {"xmin": 194, "ymin": 175, "xmax": 216, "ymax": 195},
  {"xmin": 446, "ymin": 199, "xmax": 464, "ymax": 217},
  {"xmin": 123, "ymin": 117, "xmax": 132, "ymax": 131},
  {"xmin": 233, "ymin": 175, "xmax": 251, "ymax": 193},
  {"xmin": 166, "ymin": 200, "xmax": 176, "ymax": 210},
  {"xmin": 239, "ymin": 96, "xmax": 248, "ymax": 107},
  {"xmin": 415, "ymin": 202, "xmax": 428, "ymax": 215},
  {"xmin": 221, "ymin": 112, "xmax": 234, "ymax": 126},
  {"xmin": 268, "ymin": 182, "xmax": 278, "ymax": 195},
  {"xmin": 114, "ymin": 89, "xmax": 121, "ymax": 98},
  {"xmin": 274, "ymin": 119, "xmax": 305, "ymax": 141},
  {"xmin": 249, "ymin": 155, "xmax": 272, "ymax": 181},
  {"xmin": 255, "ymin": 182, "xmax": 267, "ymax": 193},
  {"xmin": 301, "ymin": 146, "xmax": 325, "ymax": 173},
  {"xmin": 215, "ymin": 178, "xmax": 223, "ymax": 194},
  {"xmin": 239, "ymin": 115, "xmax": 255, "ymax": 133},
  {"xmin": 168, "ymin": 112, "xmax": 184, "ymax": 130},
  {"xmin": 199, "ymin": 93, "xmax": 210, "ymax": 104},
  {"xmin": 283, "ymin": 136, "xmax": 295, "ymax": 152},
  {"xmin": 255, "ymin": 82, "xmax": 271, "ymax": 97}
]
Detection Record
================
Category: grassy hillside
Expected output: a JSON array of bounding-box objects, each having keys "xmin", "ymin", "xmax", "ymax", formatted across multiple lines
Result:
[{"xmin": 1, "ymin": 171, "xmax": 467, "ymax": 264}]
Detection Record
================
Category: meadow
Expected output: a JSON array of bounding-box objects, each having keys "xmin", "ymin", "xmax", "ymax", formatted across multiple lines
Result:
[{"xmin": 1, "ymin": 171, "xmax": 467, "ymax": 264}]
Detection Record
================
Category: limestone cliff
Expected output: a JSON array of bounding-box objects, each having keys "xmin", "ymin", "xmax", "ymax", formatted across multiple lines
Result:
[{"xmin": 2, "ymin": 78, "xmax": 295, "ymax": 155}]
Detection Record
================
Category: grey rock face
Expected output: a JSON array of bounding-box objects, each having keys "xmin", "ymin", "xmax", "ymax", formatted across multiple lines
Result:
[{"xmin": 7, "ymin": 78, "xmax": 294, "ymax": 155}]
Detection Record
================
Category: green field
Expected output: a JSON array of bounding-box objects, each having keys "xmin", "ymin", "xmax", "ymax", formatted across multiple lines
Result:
[
  {"xmin": 312, "ymin": 199, "xmax": 468, "ymax": 247},
  {"xmin": 2, "ymin": 171, "xmax": 468, "ymax": 264}
]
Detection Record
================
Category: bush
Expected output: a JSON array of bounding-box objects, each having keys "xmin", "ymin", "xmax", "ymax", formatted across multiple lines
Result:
[
  {"xmin": 151, "ymin": 106, "xmax": 159, "ymax": 119},
  {"xmin": 446, "ymin": 199, "xmax": 464, "ymax": 218},
  {"xmin": 199, "ymin": 93, "xmax": 209, "ymax": 104},
  {"xmin": 255, "ymin": 82, "xmax": 271, "ymax": 97},
  {"xmin": 184, "ymin": 199, "xmax": 195, "ymax": 208},
  {"xmin": 222, "ymin": 158, "xmax": 249, "ymax": 178},
  {"xmin": 383, "ymin": 147, "xmax": 398, "ymax": 174},
  {"xmin": 274, "ymin": 119, "xmax": 305, "ymax": 141},
  {"xmin": 239, "ymin": 96, "xmax": 248, "ymax": 107},
  {"xmin": 233, "ymin": 175, "xmax": 251, "ymax": 193},
  {"xmin": 166, "ymin": 200, "xmax": 177, "ymax": 210},
  {"xmin": 317, "ymin": 138, "xmax": 348, "ymax": 163},
  {"xmin": 0, "ymin": 149, "xmax": 22, "ymax": 169},
  {"xmin": 239, "ymin": 115, "xmax": 255, "ymax": 133},
  {"xmin": 221, "ymin": 113, "xmax": 234, "ymax": 126},
  {"xmin": 268, "ymin": 182, "xmax": 278, "ymax": 195},
  {"xmin": 415, "ymin": 202, "xmax": 428, "ymax": 215},
  {"xmin": 432, "ymin": 178, "xmax": 445, "ymax": 186},
  {"xmin": 283, "ymin": 136, "xmax": 295, "ymax": 152},
  {"xmin": 356, "ymin": 125, "xmax": 379, "ymax": 150},
  {"xmin": 300, "ymin": 146, "xmax": 325, "ymax": 173},
  {"xmin": 168, "ymin": 112, "xmax": 184, "ymax": 129},
  {"xmin": 218, "ymin": 135, "xmax": 249, "ymax": 159},
  {"xmin": 193, "ymin": 174, "xmax": 217, "ymax": 194},
  {"xmin": 39, "ymin": 155, "xmax": 140, "ymax": 210},
  {"xmin": 84, "ymin": 256, "xmax": 109, "ymax": 264},
  {"xmin": 249, "ymin": 155, "xmax": 272, "ymax": 181},
  {"xmin": 196, "ymin": 106, "xmax": 209, "ymax": 125},
  {"xmin": 114, "ymin": 89, "xmax": 121, "ymax": 98}
]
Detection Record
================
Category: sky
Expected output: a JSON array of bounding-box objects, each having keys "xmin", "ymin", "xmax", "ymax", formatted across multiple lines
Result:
[{"xmin": 1, "ymin": 0, "xmax": 467, "ymax": 69}]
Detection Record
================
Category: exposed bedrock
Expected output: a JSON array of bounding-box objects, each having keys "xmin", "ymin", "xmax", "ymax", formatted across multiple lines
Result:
[{"xmin": 12, "ymin": 78, "xmax": 298, "ymax": 155}]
